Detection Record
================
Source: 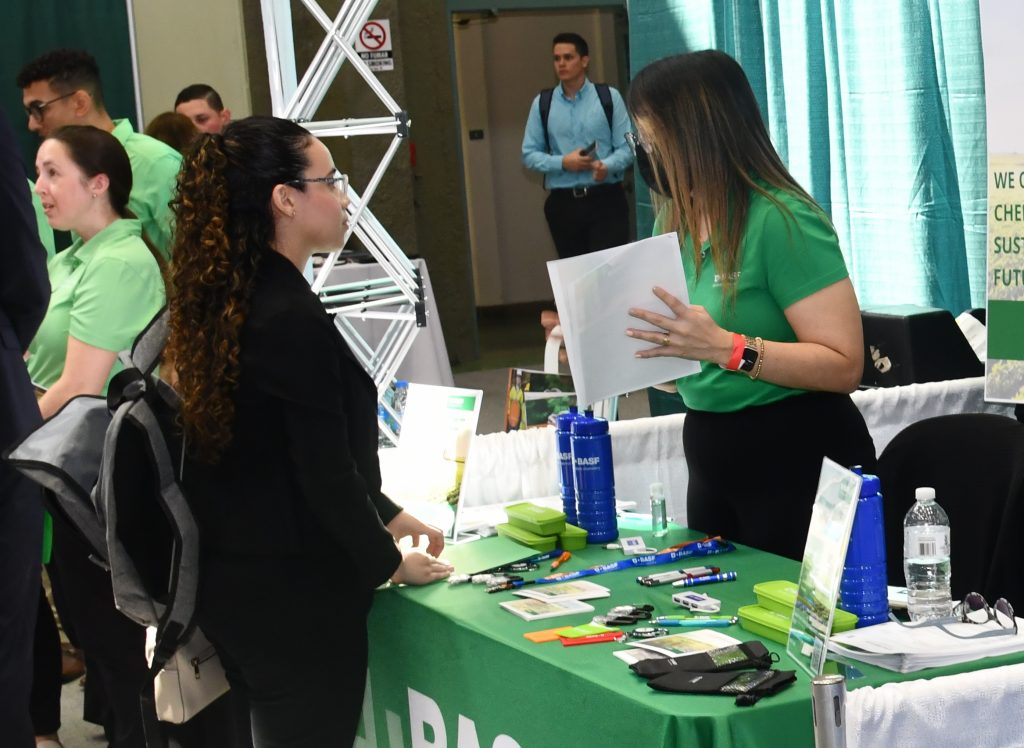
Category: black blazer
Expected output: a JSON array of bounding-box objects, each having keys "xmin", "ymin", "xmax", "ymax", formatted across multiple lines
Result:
[
  {"xmin": 0, "ymin": 112, "xmax": 49, "ymax": 454},
  {"xmin": 185, "ymin": 250, "xmax": 402, "ymax": 590}
]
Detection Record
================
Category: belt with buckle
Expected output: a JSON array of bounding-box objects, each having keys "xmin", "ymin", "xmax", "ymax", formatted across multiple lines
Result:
[{"xmin": 552, "ymin": 183, "xmax": 621, "ymax": 199}]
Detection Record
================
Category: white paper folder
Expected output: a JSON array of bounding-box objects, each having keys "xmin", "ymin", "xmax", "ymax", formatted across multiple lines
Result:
[{"xmin": 546, "ymin": 233, "xmax": 700, "ymax": 408}]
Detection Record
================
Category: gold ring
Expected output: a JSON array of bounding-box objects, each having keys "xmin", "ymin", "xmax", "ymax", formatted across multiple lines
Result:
[{"xmin": 662, "ymin": 334, "xmax": 670, "ymax": 347}]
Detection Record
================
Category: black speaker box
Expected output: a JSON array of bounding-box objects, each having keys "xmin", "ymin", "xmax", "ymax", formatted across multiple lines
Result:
[{"xmin": 860, "ymin": 305, "xmax": 983, "ymax": 387}]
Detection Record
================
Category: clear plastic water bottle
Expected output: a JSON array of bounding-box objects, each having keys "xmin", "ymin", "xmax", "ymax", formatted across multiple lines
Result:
[
  {"xmin": 840, "ymin": 470, "xmax": 888, "ymax": 627},
  {"xmin": 650, "ymin": 482, "xmax": 668, "ymax": 538},
  {"xmin": 903, "ymin": 487, "xmax": 952, "ymax": 622}
]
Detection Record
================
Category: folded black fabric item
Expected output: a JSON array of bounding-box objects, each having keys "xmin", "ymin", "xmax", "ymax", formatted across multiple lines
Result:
[
  {"xmin": 647, "ymin": 668, "xmax": 797, "ymax": 706},
  {"xmin": 630, "ymin": 641, "xmax": 774, "ymax": 679}
]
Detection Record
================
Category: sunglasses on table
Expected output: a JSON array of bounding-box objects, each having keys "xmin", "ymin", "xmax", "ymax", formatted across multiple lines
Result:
[
  {"xmin": 890, "ymin": 593, "xmax": 1017, "ymax": 640},
  {"xmin": 955, "ymin": 592, "xmax": 1017, "ymax": 635}
]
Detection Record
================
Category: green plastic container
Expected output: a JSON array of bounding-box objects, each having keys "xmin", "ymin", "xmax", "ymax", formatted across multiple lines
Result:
[
  {"xmin": 753, "ymin": 580, "xmax": 859, "ymax": 630},
  {"xmin": 739, "ymin": 580, "xmax": 859, "ymax": 644},
  {"xmin": 495, "ymin": 523, "xmax": 558, "ymax": 552},
  {"xmin": 737, "ymin": 605, "xmax": 793, "ymax": 645},
  {"xmin": 558, "ymin": 523, "xmax": 588, "ymax": 551},
  {"xmin": 505, "ymin": 503, "xmax": 566, "ymax": 537}
]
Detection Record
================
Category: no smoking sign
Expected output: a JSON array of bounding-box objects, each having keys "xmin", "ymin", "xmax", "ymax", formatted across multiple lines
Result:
[{"xmin": 355, "ymin": 19, "xmax": 394, "ymax": 71}]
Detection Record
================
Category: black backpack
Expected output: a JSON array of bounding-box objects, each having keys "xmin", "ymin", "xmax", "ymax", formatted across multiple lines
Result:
[{"xmin": 538, "ymin": 82, "xmax": 614, "ymax": 154}]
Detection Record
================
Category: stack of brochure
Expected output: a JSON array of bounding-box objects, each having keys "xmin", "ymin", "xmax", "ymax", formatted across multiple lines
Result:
[
  {"xmin": 828, "ymin": 618, "xmax": 1024, "ymax": 673},
  {"xmin": 499, "ymin": 581, "xmax": 610, "ymax": 621}
]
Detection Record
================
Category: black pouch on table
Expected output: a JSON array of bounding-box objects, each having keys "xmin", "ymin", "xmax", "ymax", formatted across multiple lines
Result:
[
  {"xmin": 647, "ymin": 669, "xmax": 797, "ymax": 707},
  {"xmin": 630, "ymin": 641, "xmax": 774, "ymax": 680}
]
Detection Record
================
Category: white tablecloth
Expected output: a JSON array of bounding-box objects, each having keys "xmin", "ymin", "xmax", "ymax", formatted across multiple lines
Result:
[
  {"xmin": 846, "ymin": 661, "xmax": 1024, "ymax": 747},
  {"xmin": 326, "ymin": 258, "xmax": 453, "ymax": 387},
  {"xmin": 460, "ymin": 376, "xmax": 1016, "ymax": 527}
]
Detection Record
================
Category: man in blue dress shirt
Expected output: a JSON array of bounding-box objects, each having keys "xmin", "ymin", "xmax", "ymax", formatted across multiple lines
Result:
[{"xmin": 522, "ymin": 32, "xmax": 634, "ymax": 259}]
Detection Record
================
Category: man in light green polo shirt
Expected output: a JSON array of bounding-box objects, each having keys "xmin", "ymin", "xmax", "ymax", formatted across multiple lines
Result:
[{"xmin": 17, "ymin": 49, "xmax": 181, "ymax": 262}]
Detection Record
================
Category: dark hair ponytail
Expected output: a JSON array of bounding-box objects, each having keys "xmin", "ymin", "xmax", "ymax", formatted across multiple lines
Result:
[{"xmin": 167, "ymin": 117, "xmax": 311, "ymax": 463}]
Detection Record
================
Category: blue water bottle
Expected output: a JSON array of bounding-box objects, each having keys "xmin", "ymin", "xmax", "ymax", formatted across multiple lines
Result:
[
  {"xmin": 570, "ymin": 410, "xmax": 618, "ymax": 543},
  {"xmin": 554, "ymin": 406, "xmax": 582, "ymax": 524},
  {"xmin": 840, "ymin": 469, "xmax": 889, "ymax": 627}
]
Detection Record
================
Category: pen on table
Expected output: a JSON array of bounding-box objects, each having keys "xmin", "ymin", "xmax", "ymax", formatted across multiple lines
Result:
[
  {"xmin": 653, "ymin": 617, "xmax": 738, "ymax": 628},
  {"xmin": 671, "ymin": 571, "xmax": 737, "ymax": 587},
  {"xmin": 655, "ymin": 615, "xmax": 738, "ymax": 623},
  {"xmin": 560, "ymin": 631, "xmax": 626, "ymax": 646},
  {"xmin": 636, "ymin": 566, "xmax": 720, "ymax": 587},
  {"xmin": 551, "ymin": 551, "xmax": 572, "ymax": 570}
]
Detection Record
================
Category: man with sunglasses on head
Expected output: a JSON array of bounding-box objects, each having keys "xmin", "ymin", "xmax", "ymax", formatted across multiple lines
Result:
[
  {"xmin": 17, "ymin": 49, "xmax": 181, "ymax": 261},
  {"xmin": 521, "ymin": 32, "xmax": 634, "ymax": 259}
]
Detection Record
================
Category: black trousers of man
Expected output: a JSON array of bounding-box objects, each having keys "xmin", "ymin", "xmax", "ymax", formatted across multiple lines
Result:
[{"xmin": 543, "ymin": 182, "xmax": 630, "ymax": 259}]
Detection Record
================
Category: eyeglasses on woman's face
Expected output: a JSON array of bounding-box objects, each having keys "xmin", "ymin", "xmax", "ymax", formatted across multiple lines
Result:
[
  {"xmin": 286, "ymin": 170, "xmax": 348, "ymax": 194},
  {"xmin": 24, "ymin": 91, "xmax": 77, "ymax": 122},
  {"xmin": 626, "ymin": 130, "xmax": 653, "ymax": 155}
]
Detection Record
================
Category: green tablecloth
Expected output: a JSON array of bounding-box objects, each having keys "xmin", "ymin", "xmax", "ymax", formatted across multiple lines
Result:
[{"xmin": 360, "ymin": 522, "xmax": 1024, "ymax": 747}]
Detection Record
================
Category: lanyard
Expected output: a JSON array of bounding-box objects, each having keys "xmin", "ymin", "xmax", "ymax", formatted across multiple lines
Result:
[{"xmin": 497, "ymin": 539, "xmax": 735, "ymax": 590}]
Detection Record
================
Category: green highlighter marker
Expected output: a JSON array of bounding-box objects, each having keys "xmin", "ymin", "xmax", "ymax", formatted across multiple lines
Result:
[{"xmin": 654, "ymin": 615, "xmax": 738, "ymax": 627}]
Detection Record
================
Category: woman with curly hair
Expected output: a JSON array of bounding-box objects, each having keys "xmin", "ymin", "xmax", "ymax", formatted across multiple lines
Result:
[
  {"xmin": 625, "ymin": 51, "xmax": 876, "ymax": 561},
  {"xmin": 167, "ymin": 116, "xmax": 450, "ymax": 746}
]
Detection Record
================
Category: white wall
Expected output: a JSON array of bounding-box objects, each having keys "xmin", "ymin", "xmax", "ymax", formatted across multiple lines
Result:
[
  {"xmin": 454, "ymin": 9, "xmax": 623, "ymax": 306},
  {"xmin": 131, "ymin": 0, "xmax": 252, "ymax": 128}
]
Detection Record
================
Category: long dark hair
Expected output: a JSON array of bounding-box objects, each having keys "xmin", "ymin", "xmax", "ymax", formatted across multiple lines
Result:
[
  {"xmin": 166, "ymin": 116, "xmax": 311, "ymax": 463},
  {"xmin": 627, "ymin": 50, "xmax": 826, "ymax": 295}
]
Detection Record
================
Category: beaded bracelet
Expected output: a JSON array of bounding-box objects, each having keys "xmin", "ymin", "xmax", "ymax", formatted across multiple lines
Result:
[{"xmin": 749, "ymin": 337, "xmax": 765, "ymax": 380}]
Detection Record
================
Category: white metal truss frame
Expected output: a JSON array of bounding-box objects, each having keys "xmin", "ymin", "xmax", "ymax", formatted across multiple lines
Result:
[{"xmin": 260, "ymin": 0, "xmax": 425, "ymax": 444}]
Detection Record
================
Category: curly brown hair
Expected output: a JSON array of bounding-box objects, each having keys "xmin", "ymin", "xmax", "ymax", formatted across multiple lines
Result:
[{"xmin": 166, "ymin": 117, "xmax": 311, "ymax": 462}]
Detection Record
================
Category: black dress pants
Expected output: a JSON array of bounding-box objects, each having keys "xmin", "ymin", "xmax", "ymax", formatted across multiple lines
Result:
[
  {"xmin": 684, "ymin": 391, "xmax": 877, "ymax": 561},
  {"xmin": 31, "ymin": 586, "xmax": 62, "ymax": 736},
  {"xmin": 198, "ymin": 556, "xmax": 372, "ymax": 748},
  {"xmin": 0, "ymin": 467, "xmax": 43, "ymax": 747},
  {"xmin": 543, "ymin": 183, "xmax": 630, "ymax": 259},
  {"xmin": 49, "ymin": 514, "xmax": 150, "ymax": 748}
]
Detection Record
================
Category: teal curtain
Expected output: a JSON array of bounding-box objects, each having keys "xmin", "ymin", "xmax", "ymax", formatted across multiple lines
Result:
[{"xmin": 629, "ymin": 0, "xmax": 986, "ymax": 315}]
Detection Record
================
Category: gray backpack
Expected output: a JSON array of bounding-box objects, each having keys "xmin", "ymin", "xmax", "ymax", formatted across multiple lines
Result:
[{"xmin": 5, "ymin": 309, "xmax": 202, "ymax": 745}]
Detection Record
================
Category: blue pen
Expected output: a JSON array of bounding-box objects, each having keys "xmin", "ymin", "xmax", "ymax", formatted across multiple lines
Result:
[
  {"xmin": 653, "ymin": 616, "xmax": 738, "ymax": 628},
  {"xmin": 671, "ymin": 571, "xmax": 737, "ymax": 587}
]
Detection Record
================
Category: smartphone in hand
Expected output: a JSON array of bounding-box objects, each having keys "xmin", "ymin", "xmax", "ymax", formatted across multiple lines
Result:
[{"xmin": 581, "ymin": 141, "xmax": 597, "ymax": 157}]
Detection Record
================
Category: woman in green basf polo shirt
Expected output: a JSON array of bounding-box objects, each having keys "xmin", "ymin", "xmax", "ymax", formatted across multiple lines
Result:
[
  {"xmin": 29, "ymin": 124, "xmax": 164, "ymax": 746},
  {"xmin": 624, "ymin": 51, "xmax": 876, "ymax": 561}
]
